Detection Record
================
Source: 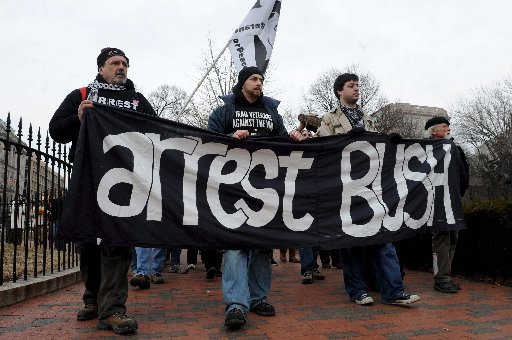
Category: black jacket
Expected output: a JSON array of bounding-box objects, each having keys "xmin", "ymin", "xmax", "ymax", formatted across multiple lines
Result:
[
  {"xmin": 207, "ymin": 93, "xmax": 288, "ymax": 136},
  {"xmin": 49, "ymin": 75, "xmax": 155, "ymax": 162},
  {"xmin": 455, "ymin": 144, "xmax": 470, "ymax": 197}
]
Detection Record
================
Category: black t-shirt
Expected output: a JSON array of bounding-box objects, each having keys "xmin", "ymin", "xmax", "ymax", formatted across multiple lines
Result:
[{"xmin": 233, "ymin": 93, "xmax": 275, "ymax": 136}]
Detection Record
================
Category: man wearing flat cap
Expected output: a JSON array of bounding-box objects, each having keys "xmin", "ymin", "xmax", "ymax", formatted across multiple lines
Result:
[
  {"xmin": 208, "ymin": 66, "xmax": 302, "ymax": 330},
  {"xmin": 424, "ymin": 116, "xmax": 469, "ymax": 294},
  {"xmin": 49, "ymin": 47, "xmax": 156, "ymax": 335}
]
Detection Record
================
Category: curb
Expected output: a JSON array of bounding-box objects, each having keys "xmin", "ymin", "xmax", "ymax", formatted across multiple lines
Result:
[{"xmin": 0, "ymin": 268, "xmax": 82, "ymax": 308}]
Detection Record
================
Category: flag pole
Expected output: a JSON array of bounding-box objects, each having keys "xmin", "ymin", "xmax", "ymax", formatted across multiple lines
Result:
[{"xmin": 179, "ymin": 39, "xmax": 231, "ymax": 115}]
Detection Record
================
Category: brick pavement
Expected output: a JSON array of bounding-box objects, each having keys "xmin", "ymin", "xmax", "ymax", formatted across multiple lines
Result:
[{"xmin": 1, "ymin": 251, "xmax": 512, "ymax": 339}]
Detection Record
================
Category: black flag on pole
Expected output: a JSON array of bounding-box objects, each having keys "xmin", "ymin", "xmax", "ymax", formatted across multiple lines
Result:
[{"xmin": 61, "ymin": 104, "xmax": 465, "ymax": 248}]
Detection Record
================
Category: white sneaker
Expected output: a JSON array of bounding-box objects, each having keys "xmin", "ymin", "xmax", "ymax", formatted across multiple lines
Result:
[
  {"xmin": 354, "ymin": 293, "xmax": 374, "ymax": 305},
  {"xmin": 183, "ymin": 264, "xmax": 195, "ymax": 273},
  {"xmin": 387, "ymin": 293, "xmax": 420, "ymax": 305}
]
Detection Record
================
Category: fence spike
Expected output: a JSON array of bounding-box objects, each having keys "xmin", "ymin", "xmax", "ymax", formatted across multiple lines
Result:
[
  {"xmin": 17, "ymin": 118, "xmax": 23, "ymax": 140},
  {"xmin": 45, "ymin": 131, "xmax": 50, "ymax": 153},
  {"xmin": 28, "ymin": 124, "xmax": 33, "ymax": 143},
  {"xmin": 6, "ymin": 112, "xmax": 11, "ymax": 133}
]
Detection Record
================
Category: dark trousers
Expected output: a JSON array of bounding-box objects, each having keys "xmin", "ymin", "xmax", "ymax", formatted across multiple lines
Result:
[
  {"xmin": 319, "ymin": 249, "xmax": 341, "ymax": 267},
  {"xmin": 170, "ymin": 248, "xmax": 181, "ymax": 266},
  {"xmin": 203, "ymin": 249, "xmax": 223, "ymax": 270},
  {"xmin": 187, "ymin": 248, "xmax": 198, "ymax": 265},
  {"xmin": 432, "ymin": 230, "xmax": 458, "ymax": 283},
  {"xmin": 80, "ymin": 243, "xmax": 131, "ymax": 319}
]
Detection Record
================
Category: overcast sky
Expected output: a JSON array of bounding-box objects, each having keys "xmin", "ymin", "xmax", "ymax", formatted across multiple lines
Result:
[{"xmin": 1, "ymin": 0, "xmax": 511, "ymax": 137}]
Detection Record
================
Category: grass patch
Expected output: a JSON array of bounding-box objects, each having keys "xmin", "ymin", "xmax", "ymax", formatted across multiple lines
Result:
[{"xmin": 1, "ymin": 241, "xmax": 79, "ymax": 283}]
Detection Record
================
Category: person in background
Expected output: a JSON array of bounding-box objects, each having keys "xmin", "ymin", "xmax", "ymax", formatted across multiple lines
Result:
[{"xmin": 424, "ymin": 116, "xmax": 469, "ymax": 293}]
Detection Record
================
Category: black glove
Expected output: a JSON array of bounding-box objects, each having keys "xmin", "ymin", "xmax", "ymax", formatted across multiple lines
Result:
[
  {"xmin": 388, "ymin": 132, "xmax": 402, "ymax": 144},
  {"xmin": 348, "ymin": 127, "xmax": 366, "ymax": 137}
]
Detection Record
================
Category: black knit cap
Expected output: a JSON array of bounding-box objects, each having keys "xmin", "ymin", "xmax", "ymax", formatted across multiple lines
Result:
[
  {"xmin": 97, "ymin": 47, "xmax": 129, "ymax": 69},
  {"xmin": 425, "ymin": 116, "xmax": 450, "ymax": 130},
  {"xmin": 232, "ymin": 66, "xmax": 264, "ymax": 93}
]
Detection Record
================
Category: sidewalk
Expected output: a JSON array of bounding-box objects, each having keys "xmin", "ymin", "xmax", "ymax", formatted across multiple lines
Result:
[{"xmin": 1, "ymin": 254, "xmax": 512, "ymax": 339}]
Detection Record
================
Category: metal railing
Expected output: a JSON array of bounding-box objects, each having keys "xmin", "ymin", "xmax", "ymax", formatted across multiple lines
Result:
[{"xmin": 0, "ymin": 113, "xmax": 77, "ymax": 285}]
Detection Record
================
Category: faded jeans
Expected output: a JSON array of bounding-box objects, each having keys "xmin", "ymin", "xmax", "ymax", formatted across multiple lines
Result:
[
  {"xmin": 134, "ymin": 247, "xmax": 166, "ymax": 275},
  {"xmin": 222, "ymin": 249, "xmax": 272, "ymax": 315}
]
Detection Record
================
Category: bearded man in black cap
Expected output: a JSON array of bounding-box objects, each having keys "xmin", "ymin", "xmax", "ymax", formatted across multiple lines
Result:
[
  {"xmin": 49, "ymin": 47, "xmax": 155, "ymax": 335},
  {"xmin": 424, "ymin": 116, "xmax": 469, "ymax": 293},
  {"xmin": 208, "ymin": 66, "xmax": 301, "ymax": 329}
]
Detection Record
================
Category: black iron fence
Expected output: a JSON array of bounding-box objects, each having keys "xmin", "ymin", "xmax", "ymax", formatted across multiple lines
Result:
[{"xmin": 0, "ymin": 113, "xmax": 77, "ymax": 285}]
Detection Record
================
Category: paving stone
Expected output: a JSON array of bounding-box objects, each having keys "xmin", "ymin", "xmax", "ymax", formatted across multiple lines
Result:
[{"xmin": 1, "ymin": 250, "xmax": 512, "ymax": 339}]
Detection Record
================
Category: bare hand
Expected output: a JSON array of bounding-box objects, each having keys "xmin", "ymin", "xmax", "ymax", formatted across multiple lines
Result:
[
  {"xmin": 290, "ymin": 129, "xmax": 309, "ymax": 142},
  {"xmin": 232, "ymin": 130, "xmax": 249, "ymax": 140},
  {"xmin": 78, "ymin": 100, "xmax": 94, "ymax": 122}
]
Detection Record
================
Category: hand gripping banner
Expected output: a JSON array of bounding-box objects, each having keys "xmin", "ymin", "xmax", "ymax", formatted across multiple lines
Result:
[{"xmin": 61, "ymin": 105, "xmax": 465, "ymax": 248}]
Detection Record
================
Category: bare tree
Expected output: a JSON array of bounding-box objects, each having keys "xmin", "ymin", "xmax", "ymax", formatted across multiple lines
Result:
[
  {"xmin": 279, "ymin": 106, "xmax": 299, "ymax": 132},
  {"xmin": 148, "ymin": 84, "xmax": 208, "ymax": 128},
  {"xmin": 195, "ymin": 38, "xmax": 239, "ymax": 116},
  {"xmin": 370, "ymin": 104, "xmax": 421, "ymax": 138},
  {"xmin": 148, "ymin": 85, "xmax": 186, "ymax": 118},
  {"xmin": 303, "ymin": 65, "xmax": 388, "ymax": 116},
  {"xmin": 452, "ymin": 78, "xmax": 512, "ymax": 197}
]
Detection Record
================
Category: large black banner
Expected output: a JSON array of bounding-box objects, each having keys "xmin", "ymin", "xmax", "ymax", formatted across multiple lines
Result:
[{"xmin": 61, "ymin": 104, "xmax": 465, "ymax": 248}]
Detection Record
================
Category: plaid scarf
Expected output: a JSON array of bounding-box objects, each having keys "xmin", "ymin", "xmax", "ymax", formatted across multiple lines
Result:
[
  {"xmin": 340, "ymin": 104, "xmax": 364, "ymax": 128},
  {"xmin": 87, "ymin": 79, "xmax": 126, "ymax": 91}
]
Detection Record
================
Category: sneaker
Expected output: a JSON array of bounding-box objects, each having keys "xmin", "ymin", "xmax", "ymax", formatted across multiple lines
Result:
[
  {"xmin": 353, "ymin": 293, "xmax": 374, "ymax": 305},
  {"xmin": 434, "ymin": 281, "xmax": 458, "ymax": 293},
  {"xmin": 302, "ymin": 272, "xmax": 313, "ymax": 284},
  {"xmin": 77, "ymin": 303, "xmax": 98, "ymax": 321},
  {"xmin": 312, "ymin": 269, "xmax": 325, "ymax": 280},
  {"xmin": 97, "ymin": 313, "xmax": 138, "ymax": 335},
  {"xmin": 386, "ymin": 293, "xmax": 421, "ymax": 305},
  {"xmin": 129, "ymin": 274, "xmax": 150, "ymax": 289},
  {"xmin": 224, "ymin": 308, "xmax": 246, "ymax": 330},
  {"xmin": 271, "ymin": 258, "xmax": 278, "ymax": 266},
  {"xmin": 180, "ymin": 263, "xmax": 196, "ymax": 274},
  {"xmin": 250, "ymin": 302, "xmax": 276, "ymax": 316},
  {"xmin": 206, "ymin": 266, "xmax": 217, "ymax": 280},
  {"xmin": 151, "ymin": 272, "xmax": 164, "ymax": 284},
  {"xmin": 169, "ymin": 264, "xmax": 180, "ymax": 273}
]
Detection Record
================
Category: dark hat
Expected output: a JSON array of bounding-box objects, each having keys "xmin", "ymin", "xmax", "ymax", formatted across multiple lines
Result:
[
  {"xmin": 425, "ymin": 116, "xmax": 450, "ymax": 130},
  {"xmin": 97, "ymin": 47, "xmax": 129, "ymax": 69},
  {"xmin": 232, "ymin": 66, "xmax": 264, "ymax": 93}
]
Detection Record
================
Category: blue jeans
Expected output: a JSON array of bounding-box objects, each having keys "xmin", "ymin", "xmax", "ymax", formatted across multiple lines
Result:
[
  {"xmin": 134, "ymin": 247, "xmax": 166, "ymax": 275},
  {"xmin": 222, "ymin": 249, "xmax": 272, "ymax": 315},
  {"xmin": 299, "ymin": 247, "xmax": 319, "ymax": 275},
  {"xmin": 340, "ymin": 243, "xmax": 404, "ymax": 303}
]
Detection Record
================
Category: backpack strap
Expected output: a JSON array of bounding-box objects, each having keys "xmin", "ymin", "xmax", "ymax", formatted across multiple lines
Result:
[{"xmin": 79, "ymin": 87, "xmax": 87, "ymax": 101}]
